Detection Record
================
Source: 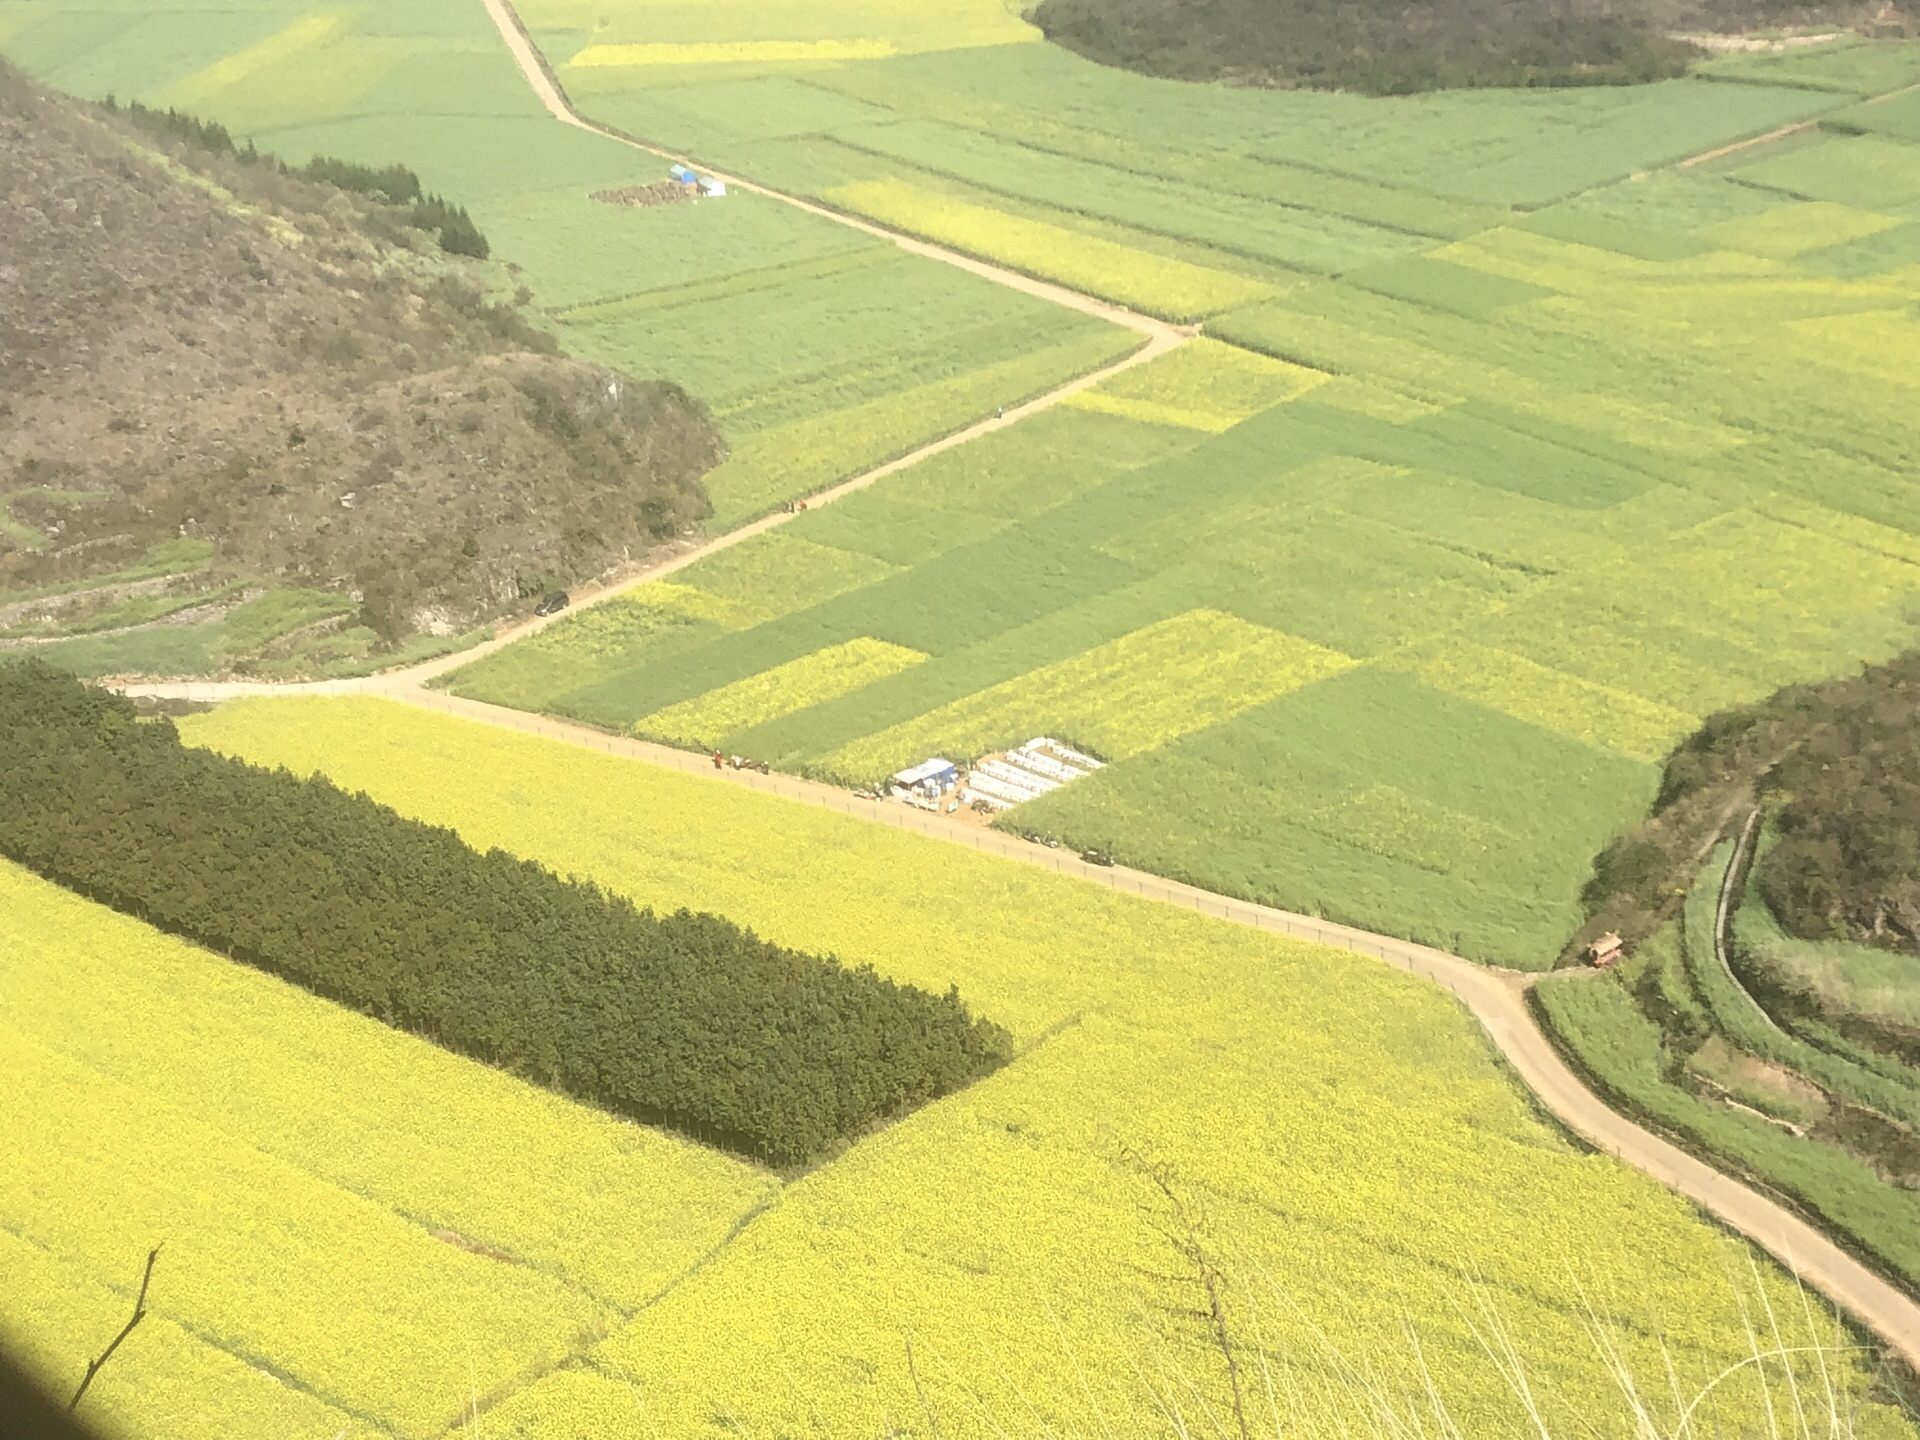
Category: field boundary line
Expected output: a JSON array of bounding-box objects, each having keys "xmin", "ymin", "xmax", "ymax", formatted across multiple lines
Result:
[
  {"xmin": 261, "ymin": 0, "xmax": 1180, "ymax": 688},
  {"xmin": 1681, "ymin": 119, "xmax": 1820, "ymax": 168},
  {"xmin": 481, "ymin": 0, "xmax": 1190, "ymax": 343},
  {"xmin": 128, "ymin": 677, "xmax": 1920, "ymax": 1372}
]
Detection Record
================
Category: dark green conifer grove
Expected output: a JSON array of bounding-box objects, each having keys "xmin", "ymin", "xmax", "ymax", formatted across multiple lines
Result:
[{"xmin": 0, "ymin": 661, "xmax": 1011, "ymax": 1165}]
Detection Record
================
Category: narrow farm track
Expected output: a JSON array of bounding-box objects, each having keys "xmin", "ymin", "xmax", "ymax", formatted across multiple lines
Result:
[
  {"xmin": 481, "ymin": 0, "xmax": 1191, "ymax": 345},
  {"xmin": 1712, "ymin": 807, "xmax": 1793, "ymax": 1037}
]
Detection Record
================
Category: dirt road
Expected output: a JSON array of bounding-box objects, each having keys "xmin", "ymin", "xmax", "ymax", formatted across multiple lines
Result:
[
  {"xmin": 361, "ymin": 0, "xmax": 1189, "ymax": 685},
  {"xmin": 480, "ymin": 0, "xmax": 1190, "ymax": 343},
  {"xmin": 122, "ymin": 675, "xmax": 1920, "ymax": 1371}
]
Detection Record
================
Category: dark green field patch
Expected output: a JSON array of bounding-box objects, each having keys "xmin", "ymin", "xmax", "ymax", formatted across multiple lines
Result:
[
  {"xmin": 1344, "ymin": 254, "xmax": 1554, "ymax": 317},
  {"xmin": 554, "ymin": 531, "xmax": 1144, "ymax": 730}
]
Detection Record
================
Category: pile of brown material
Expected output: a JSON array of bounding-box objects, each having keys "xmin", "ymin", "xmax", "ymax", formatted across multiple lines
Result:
[
  {"xmin": 0, "ymin": 59, "xmax": 724, "ymax": 646},
  {"xmin": 591, "ymin": 180, "xmax": 696, "ymax": 208}
]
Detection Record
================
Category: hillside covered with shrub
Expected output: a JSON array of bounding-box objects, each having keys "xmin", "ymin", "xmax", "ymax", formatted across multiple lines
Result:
[
  {"xmin": 1576, "ymin": 647, "xmax": 1920, "ymax": 965},
  {"xmin": 0, "ymin": 60, "xmax": 722, "ymax": 664},
  {"xmin": 0, "ymin": 662, "xmax": 1012, "ymax": 1165},
  {"xmin": 1031, "ymin": 0, "xmax": 1915, "ymax": 94}
]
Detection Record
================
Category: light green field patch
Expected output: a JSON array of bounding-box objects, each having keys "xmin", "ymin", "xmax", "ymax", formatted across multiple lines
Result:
[
  {"xmin": 1451, "ymin": 225, "xmax": 1776, "ymax": 295},
  {"xmin": 1728, "ymin": 132, "xmax": 1920, "ymax": 210},
  {"xmin": 697, "ymin": 326, "xmax": 1140, "ymax": 526},
  {"xmin": 819, "ymin": 609, "xmax": 1355, "ymax": 777},
  {"xmin": 1398, "ymin": 641, "xmax": 1696, "ymax": 762},
  {"xmin": 657, "ymin": 534, "xmax": 901, "ymax": 628},
  {"xmin": 1751, "ymin": 491, "xmax": 1920, "ymax": 568},
  {"xmin": 1307, "ymin": 375, "xmax": 1452, "ymax": 423},
  {"xmin": 1063, "ymin": 338, "xmax": 1328, "ymax": 432},
  {"xmin": 823, "ymin": 179, "xmax": 1273, "ymax": 322},
  {"xmin": 1738, "ymin": 887, "xmax": 1920, "ymax": 1032},
  {"xmin": 1297, "ymin": 782, "xmax": 1506, "ymax": 875},
  {"xmin": 154, "ymin": 10, "xmax": 347, "ymax": 109},
  {"xmin": 638, "ymin": 637, "xmax": 927, "ymax": 748},
  {"xmin": 1704, "ymin": 201, "xmax": 1903, "ymax": 259},
  {"xmin": 572, "ymin": 38, "xmax": 898, "ymax": 64}
]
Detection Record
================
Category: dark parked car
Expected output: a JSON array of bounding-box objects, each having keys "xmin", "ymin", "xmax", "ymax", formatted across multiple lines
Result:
[{"xmin": 534, "ymin": 590, "xmax": 570, "ymax": 616}]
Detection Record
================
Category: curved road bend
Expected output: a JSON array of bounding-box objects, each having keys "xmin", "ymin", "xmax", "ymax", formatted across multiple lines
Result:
[
  {"xmin": 286, "ymin": 0, "xmax": 1192, "ymax": 688},
  {"xmin": 124, "ymin": 677, "xmax": 1920, "ymax": 1373},
  {"xmin": 109, "ymin": 0, "xmax": 1920, "ymax": 1370}
]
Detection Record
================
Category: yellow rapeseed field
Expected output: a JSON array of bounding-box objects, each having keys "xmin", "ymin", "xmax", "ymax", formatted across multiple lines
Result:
[
  {"xmin": 175, "ymin": 697, "xmax": 1919, "ymax": 1440},
  {"xmin": 535, "ymin": 0, "xmax": 1040, "ymax": 60},
  {"xmin": 1395, "ymin": 638, "xmax": 1697, "ymax": 763},
  {"xmin": 824, "ymin": 179, "xmax": 1273, "ymax": 321},
  {"xmin": 639, "ymin": 637, "xmax": 926, "ymax": 748},
  {"xmin": 0, "ymin": 860, "xmax": 775, "ymax": 1439},
  {"xmin": 1063, "ymin": 337, "xmax": 1331, "ymax": 432},
  {"xmin": 819, "ymin": 608, "xmax": 1355, "ymax": 777}
]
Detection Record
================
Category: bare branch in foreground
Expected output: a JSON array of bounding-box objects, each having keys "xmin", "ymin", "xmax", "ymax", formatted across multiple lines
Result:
[{"xmin": 70, "ymin": 1248, "xmax": 159, "ymax": 1412}]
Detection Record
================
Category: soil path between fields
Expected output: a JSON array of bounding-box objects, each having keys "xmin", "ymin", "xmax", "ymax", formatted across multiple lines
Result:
[
  {"xmin": 480, "ymin": 0, "xmax": 1189, "ymax": 342},
  {"xmin": 318, "ymin": 0, "xmax": 1188, "ymax": 687},
  {"xmin": 123, "ymin": 676, "xmax": 1920, "ymax": 1373}
]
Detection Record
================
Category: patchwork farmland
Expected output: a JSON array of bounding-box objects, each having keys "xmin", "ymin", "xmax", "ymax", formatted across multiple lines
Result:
[
  {"xmin": 454, "ymin": 130, "xmax": 1920, "ymax": 962},
  {"xmin": 6, "ymin": 0, "xmax": 1920, "ymax": 1433}
]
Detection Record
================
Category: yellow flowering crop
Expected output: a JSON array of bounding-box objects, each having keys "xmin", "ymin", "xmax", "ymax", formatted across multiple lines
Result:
[
  {"xmin": 1063, "ymin": 337, "xmax": 1330, "ymax": 432},
  {"xmin": 0, "ymin": 1229, "xmax": 372, "ymax": 1440},
  {"xmin": 0, "ymin": 860, "xmax": 776, "ymax": 1437},
  {"xmin": 638, "ymin": 637, "xmax": 926, "ymax": 748},
  {"xmin": 1394, "ymin": 639, "xmax": 1697, "ymax": 763},
  {"xmin": 1703, "ymin": 200, "xmax": 1903, "ymax": 259},
  {"xmin": 824, "ymin": 179, "xmax": 1273, "ymax": 321},
  {"xmin": 819, "ymin": 609, "xmax": 1354, "ymax": 778},
  {"xmin": 176, "ymin": 699, "xmax": 1916, "ymax": 1440},
  {"xmin": 569, "ymin": 38, "xmax": 898, "ymax": 65}
]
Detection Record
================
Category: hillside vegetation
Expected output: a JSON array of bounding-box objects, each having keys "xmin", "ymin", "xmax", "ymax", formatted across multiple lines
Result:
[
  {"xmin": 0, "ymin": 60, "xmax": 721, "ymax": 671},
  {"xmin": 1031, "ymin": 0, "xmax": 1916, "ymax": 94},
  {"xmin": 1538, "ymin": 653, "xmax": 1920, "ymax": 1295},
  {"xmin": 0, "ymin": 661, "xmax": 1010, "ymax": 1165},
  {"xmin": 1577, "ymin": 648, "xmax": 1920, "ymax": 965}
]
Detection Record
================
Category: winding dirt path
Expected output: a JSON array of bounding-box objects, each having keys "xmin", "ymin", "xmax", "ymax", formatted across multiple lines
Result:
[
  {"xmin": 127, "ymin": 677, "xmax": 1920, "ymax": 1372},
  {"xmin": 265, "ymin": 0, "xmax": 1189, "ymax": 689},
  {"xmin": 105, "ymin": 0, "xmax": 1920, "ymax": 1373}
]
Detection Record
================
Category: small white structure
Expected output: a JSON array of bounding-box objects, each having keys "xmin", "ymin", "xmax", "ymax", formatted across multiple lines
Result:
[
  {"xmin": 700, "ymin": 178, "xmax": 727, "ymax": 198},
  {"xmin": 891, "ymin": 757, "xmax": 958, "ymax": 804},
  {"xmin": 961, "ymin": 738, "xmax": 1103, "ymax": 813}
]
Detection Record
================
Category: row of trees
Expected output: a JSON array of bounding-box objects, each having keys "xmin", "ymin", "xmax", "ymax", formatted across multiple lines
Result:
[
  {"xmin": 0, "ymin": 662, "xmax": 1011, "ymax": 1165},
  {"xmin": 105, "ymin": 97, "xmax": 488, "ymax": 257}
]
